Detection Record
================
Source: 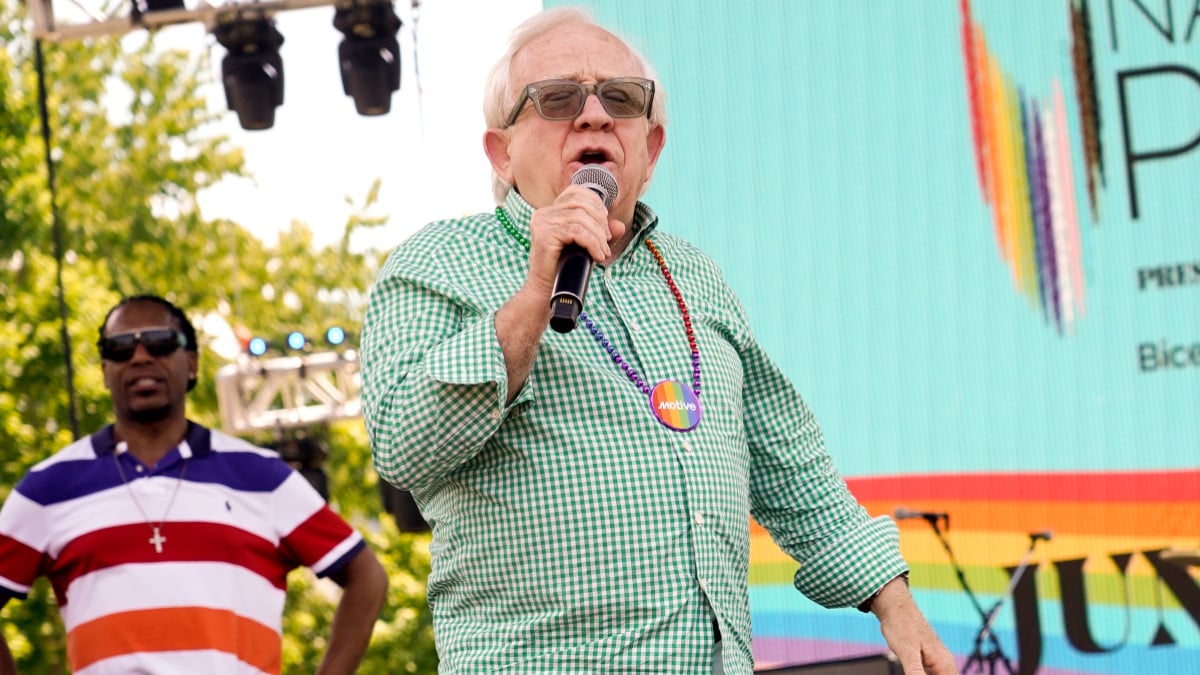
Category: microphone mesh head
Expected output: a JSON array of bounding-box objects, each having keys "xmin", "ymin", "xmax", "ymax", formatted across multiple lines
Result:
[{"xmin": 571, "ymin": 164, "xmax": 619, "ymax": 210}]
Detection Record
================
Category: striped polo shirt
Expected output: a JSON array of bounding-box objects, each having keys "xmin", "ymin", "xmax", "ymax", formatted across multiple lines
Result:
[{"xmin": 0, "ymin": 422, "xmax": 364, "ymax": 674}]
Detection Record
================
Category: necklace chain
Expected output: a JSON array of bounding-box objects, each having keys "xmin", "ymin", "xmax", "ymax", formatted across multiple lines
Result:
[
  {"xmin": 496, "ymin": 206, "xmax": 701, "ymax": 398},
  {"xmin": 113, "ymin": 450, "xmax": 189, "ymax": 554}
]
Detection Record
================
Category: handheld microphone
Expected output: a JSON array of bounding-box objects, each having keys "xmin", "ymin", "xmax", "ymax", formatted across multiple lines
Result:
[
  {"xmin": 893, "ymin": 507, "xmax": 950, "ymax": 526},
  {"xmin": 549, "ymin": 165, "xmax": 618, "ymax": 334}
]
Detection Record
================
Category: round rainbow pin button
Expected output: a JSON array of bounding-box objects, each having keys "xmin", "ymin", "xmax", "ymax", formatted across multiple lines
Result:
[{"xmin": 649, "ymin": 380, "xmax": 702, "ymax": 432}]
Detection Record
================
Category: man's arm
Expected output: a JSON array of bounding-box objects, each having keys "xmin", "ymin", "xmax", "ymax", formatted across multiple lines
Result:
[
  {"xmin": 494, "ymin": 187, "xmax": 623, "ymax": 403},
  {"xmin": 0, "ymin": 597, "xmax": 15, "ymax": 675},
  {"xmin": 493, "ymin": 284, "xmax": 551, "ymax": 405},
  {"xmin": 869, "ymin": 577, "xmax": 959, "ymax": 675},
  {"xmin": 315, "ymin": 547, "xmax": 388, "ymax": 675}
]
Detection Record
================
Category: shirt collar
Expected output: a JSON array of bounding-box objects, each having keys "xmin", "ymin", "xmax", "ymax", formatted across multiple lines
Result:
[
  {"xmin": 90, "ymin": 420, "xmax": 211, "ymax": 459},
  {"xmin": 500, "ymin": 190, "xmax": 661, "ymax": 259}
]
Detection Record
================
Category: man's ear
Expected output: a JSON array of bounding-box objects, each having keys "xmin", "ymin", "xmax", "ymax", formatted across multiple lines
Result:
[
  {"xmin": 643, "ymin": 124, "xmax": 666, "ymax": 184},
  {"xmin": 483, "ymin": 128, "xmax": 514, "ymax": 186},
  {"xmin": 186, "ymin": 351, "xmax": 198, "ymax": 393}
]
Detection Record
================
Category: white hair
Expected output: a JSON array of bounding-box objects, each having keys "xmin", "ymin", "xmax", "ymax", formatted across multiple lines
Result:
[{"xmin": 482, "ymin": 6, "xmax": 669, "ymax": 204}]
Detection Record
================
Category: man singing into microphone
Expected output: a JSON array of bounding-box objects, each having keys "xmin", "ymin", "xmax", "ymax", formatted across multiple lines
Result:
[{"xmin": 360, "ymin": 7, "xmax": 956, "ymax": 674}]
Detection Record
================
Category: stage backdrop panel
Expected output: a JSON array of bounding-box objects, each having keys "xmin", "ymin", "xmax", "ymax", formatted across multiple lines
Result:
[{"xmin": 549, "ymin": 1, "xmax": 1200, "ymax": 673}]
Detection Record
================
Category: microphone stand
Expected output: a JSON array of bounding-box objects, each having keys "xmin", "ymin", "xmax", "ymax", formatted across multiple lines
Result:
[{"xmin": 923, "ymin": 516, "xmax": 1017, "ymax": 675}]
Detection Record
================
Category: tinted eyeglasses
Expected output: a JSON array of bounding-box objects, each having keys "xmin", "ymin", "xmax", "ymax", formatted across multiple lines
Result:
[
  {"xmin": 504, "ymin": 77, "xmax": 655, "ymax": 128},
  {"xmin": 98, "ymin": 328, "xmax": 188, "ymax": 362}
]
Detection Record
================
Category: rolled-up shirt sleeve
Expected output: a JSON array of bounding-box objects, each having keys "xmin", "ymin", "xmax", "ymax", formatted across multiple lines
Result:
[
  {"xmin": 731, "ymin": 292, "xmax": 908, "ymax": 609},
  {"xmin": 360, "ymin": 232, "xmax": 534, "ymax": 492}
]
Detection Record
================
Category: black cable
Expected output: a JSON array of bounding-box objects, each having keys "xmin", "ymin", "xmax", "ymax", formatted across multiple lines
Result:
[
  {"xmin": 411, "ymin": 0, "xmax": 423, "ymax": 133},
  {"xmin": 34, "ymin": 38, "xmax": 81, "ymax": 440}
]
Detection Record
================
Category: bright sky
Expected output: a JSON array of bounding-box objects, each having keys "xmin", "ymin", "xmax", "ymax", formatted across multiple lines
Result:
[{"xmin": 153, "ymin": 0, "xmax": 542, "ymax": 252}]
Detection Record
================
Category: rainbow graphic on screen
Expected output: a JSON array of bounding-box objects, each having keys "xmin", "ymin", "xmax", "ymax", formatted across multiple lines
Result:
[
  {"xmin": 749, "ymin": 469, "xmax": 1200, "ymax": 674},
  {"xmin": 959, "ymin": 0, "xmax": 1103, "ymax": 336}
]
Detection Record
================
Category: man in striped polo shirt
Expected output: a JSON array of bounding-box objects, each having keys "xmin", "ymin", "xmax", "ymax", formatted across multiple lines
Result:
[{"xmin": 0, "ymin": 294, "xmax": 388, "ymax": 674}]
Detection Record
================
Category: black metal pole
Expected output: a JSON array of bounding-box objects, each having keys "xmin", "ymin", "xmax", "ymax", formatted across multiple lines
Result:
[{"xmin": 34, "ymin": 38, "xmax": 81, "ymax": 440}]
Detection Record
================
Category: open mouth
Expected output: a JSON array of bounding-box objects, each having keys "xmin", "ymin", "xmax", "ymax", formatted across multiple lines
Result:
[
  {"xmin": 127, "ymin": 375, "xmax": 165, "ymax": 395},
  {"xmin": 576, "ymin": 149, "xmax": 611, "ymax": 164}
]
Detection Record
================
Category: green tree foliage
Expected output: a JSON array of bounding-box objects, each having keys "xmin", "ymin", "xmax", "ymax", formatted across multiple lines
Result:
[{"xmin": 1, "ymin": 2, "xmax": 437, "ymax": 672}]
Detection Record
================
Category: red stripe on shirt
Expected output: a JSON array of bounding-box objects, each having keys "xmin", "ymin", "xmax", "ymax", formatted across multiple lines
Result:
[
  {"xmin": 279, "ymin": 505, "xmax": 357, "ymax": 571},
  {"xmin": 0, "ymin": 533, "xmax": 45, "ymax": 593},
  {"xmin": 67, "ymin": 605, "xmax": 281, "ymax": 673},
  {"xmin": 48, "ymin": 522, "xmax": 292, "ymax": 599}
]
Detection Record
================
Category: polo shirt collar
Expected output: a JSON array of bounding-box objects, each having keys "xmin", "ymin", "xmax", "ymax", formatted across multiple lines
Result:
[{"xmin": 90, "ymin": 420, "xmax": 212, "ymax": 459}]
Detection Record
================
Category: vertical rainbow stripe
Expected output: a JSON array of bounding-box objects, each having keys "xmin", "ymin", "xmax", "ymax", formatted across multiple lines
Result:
[{"xmin": 959, "ymin": 0, "xmax": 1102, "ymax": 335}]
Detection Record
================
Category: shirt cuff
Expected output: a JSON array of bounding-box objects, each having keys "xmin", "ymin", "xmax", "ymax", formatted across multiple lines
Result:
[{"xmin": 792, "ymin": 514, "xmax": 910, "ymax": 609}]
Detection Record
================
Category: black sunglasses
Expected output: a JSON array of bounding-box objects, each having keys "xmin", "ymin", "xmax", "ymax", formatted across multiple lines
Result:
[
  {"xmin": 504, "ymin": 77, "xmax": 655, "ymax": 128},
  {"xmin": 98, "ymin": 328, "xmax": 188, "ymax": 362}
]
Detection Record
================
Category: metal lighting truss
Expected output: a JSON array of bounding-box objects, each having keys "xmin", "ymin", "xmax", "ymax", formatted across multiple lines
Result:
[
  {"xmin": 215, "ymin": 350, "xmax": 362, "ymax": 434},
  {"xmin": 27, "ymin": 0, "xmax": 334, "ymax": 40}
]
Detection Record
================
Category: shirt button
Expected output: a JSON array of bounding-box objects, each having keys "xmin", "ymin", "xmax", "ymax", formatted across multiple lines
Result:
[
  {"xmin": 489, "ymin": 410, "xmax": 500, "ymax": 420},
  {"xmin": 682, "ymin": 440, "xmax": 694, "ymax": 455},
  {"xmin": 694, "ymin": 513, "xmax": 704, "ymax": 526},
  {"xmin": 629, "ymin": 320, "xmax": 640, "ymax": 333}
]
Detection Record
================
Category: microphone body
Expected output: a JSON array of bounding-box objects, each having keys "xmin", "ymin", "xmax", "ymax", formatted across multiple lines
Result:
[
  {"xmin": 549, "ymin": 165, "xmax": 618, "ymax": 334},
  {"xmin": 893, "ymin": 507, "xmax": 950, "ymax": 525}
]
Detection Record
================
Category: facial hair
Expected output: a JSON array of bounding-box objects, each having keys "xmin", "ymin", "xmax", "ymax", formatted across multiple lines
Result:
[{"xmin": 128, "ymin": 403, "xmax": 173, "ymax": 424}]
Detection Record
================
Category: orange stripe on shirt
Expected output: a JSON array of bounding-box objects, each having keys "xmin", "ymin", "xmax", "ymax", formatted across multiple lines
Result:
[{"xmin": 67, "ymin": 606, "xmax": 281, "ymax": 673}]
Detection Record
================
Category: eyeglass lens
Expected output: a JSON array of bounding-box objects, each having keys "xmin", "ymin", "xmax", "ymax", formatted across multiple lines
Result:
[
  {"xmin": 100, "ymin": 329, "xmax": 185, "ymax": 362},
  {"xmin": 536, "ymin": 80, "xmax": 648, "ymax": 119}
]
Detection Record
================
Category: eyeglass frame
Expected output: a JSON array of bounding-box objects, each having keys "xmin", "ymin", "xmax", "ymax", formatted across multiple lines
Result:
[
  {"xmin": 503, "ymin": 77, "xmax": 656, "ymax": 128},
  {"xmin": 97, "ymin": 327, "xmax": 190, "ymax": 362}
]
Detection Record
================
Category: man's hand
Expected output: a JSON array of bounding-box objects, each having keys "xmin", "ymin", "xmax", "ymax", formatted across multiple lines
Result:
[
  {"xmin": 495, "ymin": 187, "xmax": 625, "ymax": 402},
  {"xmin": 523, "ymin": 186, "xmax": 625, "ymax": 298},
  {"xmin": 871, "ymin": 576, "xmax": 960, "ymax": 674}
]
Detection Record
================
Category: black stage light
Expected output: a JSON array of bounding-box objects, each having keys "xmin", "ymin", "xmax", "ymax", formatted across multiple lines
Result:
[
  {"xmin": 213, "ymin": 12, "xmax": 285, "ymax": 130},
  {"xmin": 379, "ymin": 481, "xmax": 429, "ymax": 533},
  {"xmin": 274, "ymin": 435, "xmax": 329, "ymax": 501},
  {"xmin": 140, "ymin": 0, "xmax": 185, "ymax": 12},
  {"xmin": 333, "ymin": 0, "xmax": 402, "ymax": 116}
]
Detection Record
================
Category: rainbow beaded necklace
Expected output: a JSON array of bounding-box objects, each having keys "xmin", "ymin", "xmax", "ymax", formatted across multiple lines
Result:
[{"xmin": 497, "ymin": 206, "xmax": 702, "ymax": 432}]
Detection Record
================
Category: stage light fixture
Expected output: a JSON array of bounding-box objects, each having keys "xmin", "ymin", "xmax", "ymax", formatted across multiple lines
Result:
[
  {"xmin": 286, "ymin": 331, "xmax": 307, "ymax": 351},
  {"xmin": 333, "ymin": 0, "xmax": 401, "ymax": 116},
  {"xmin": 213, "ymin": 11, "xmax": 285, "ymax": 130},
  {"xmin": 138, "ymin": 0, "xmax": 185, "ymax": 13},
  {"xmin": 248, "ymin": 336, "xmax": 269, "ymax": 357},
  {"xmin": 272, "ymin": 435, "xmax": 330, "ymax": 500},
  {"xmin": 325, "ymin": 326, "xmax": 346, "ymax": 346}
]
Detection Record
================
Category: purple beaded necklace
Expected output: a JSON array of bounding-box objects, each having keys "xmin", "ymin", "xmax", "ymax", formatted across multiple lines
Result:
[{"xmin": 497, "ymin": 206, "xmax": 702, "ymax": 431}]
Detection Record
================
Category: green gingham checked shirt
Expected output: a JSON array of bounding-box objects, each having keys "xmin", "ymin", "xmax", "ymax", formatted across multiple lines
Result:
[{"xmin": 361, "ymin": 191, "xmax": 908, "ymax": 674}]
